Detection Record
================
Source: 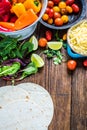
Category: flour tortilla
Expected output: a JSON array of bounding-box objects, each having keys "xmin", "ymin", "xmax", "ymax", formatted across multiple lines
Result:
[
  {"xmin": 0, "ymin": 100, "xmax": 48, "ymax": 130},
  {"xmin": 0, "ymin": 82, "xmax": 54, "ymax": 130},
  {"xmin": 0, "ymin": 85, "xmax": 29, "ymax": 107},
  {"xmin": 17, "ymin": 82, "xmax": 54, "ymax": 125}
]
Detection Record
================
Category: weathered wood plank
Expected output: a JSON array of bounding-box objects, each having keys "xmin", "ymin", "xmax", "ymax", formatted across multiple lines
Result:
[
  {"xmin": 71, "ymin": 67, "xmax": 87, "ymax": 130},
  {"xmin": 49, "ymin": 94, "xmax": 71, "ymax": 130}
]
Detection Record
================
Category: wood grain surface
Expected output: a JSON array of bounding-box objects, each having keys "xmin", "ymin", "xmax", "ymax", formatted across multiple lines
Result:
[{"xmin": 0, "ymin": 1, "xmax": 87, "ymax": 130}]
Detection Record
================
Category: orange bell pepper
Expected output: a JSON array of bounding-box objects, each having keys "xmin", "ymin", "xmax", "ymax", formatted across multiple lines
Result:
[
  {"xmin": 23, "ymin": 0, "xmax": 42, "ymax": 13},
  {"xmin": 11, "ymin": 3, "xmax": 26, "ymax": 17},
  {"xmin": 17, "ymin": 0, "xmax": 25, "ymax": 3},
  {"xmin": 14, "ymin": 9, "xmax": 38, "ymax": 30},
  {"xmin": 0, "ymin": 22, "xmax": 15, "ymax": 31}
]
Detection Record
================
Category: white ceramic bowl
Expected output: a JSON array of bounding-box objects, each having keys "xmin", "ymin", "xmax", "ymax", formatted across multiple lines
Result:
[
  {"xmin": 0, "ymin": 0, "xmax": 47, "ymax": 40},
  {"xmin": 67, "ymin": 19, "xmax": 87, "ymax": 56}
]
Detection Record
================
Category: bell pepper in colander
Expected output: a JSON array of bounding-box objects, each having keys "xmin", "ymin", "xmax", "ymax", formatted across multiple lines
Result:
[
  {"xmin": 23, "ymin": 0, "xmax": 42, "ymax": 13},
  {"xmin": 14, "ymin": 9, "xmax": 38, "ymax": 30},
  {"xmin": 0, "ymin": 0, "xmax": 11, "ymax": 15},
  {"xmin": 0, "ymin": 26, "xmax": 12, "ymax": 32},
  {"xmin": 0, "ymin": 22, "xmax": 15, "ymax": 31},
  {"xmin": 0, "ymin": 0, "xmax": 11, "ymax": 22},
  {"xmin": 11, "ymin": 3, "xmax": 26, "ymax": 17},
  {"xmin": 17, "ymin": 0, "xmax": 25, "ymax": 3}
]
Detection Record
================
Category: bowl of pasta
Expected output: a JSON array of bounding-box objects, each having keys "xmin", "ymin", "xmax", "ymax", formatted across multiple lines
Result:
[{"xmin": 67, "ymin": 19, "xmax": 87, "ymax": 56}]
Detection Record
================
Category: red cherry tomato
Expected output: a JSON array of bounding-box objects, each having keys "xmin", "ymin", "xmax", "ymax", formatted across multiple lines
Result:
[
  {"xmin": 47, "ymin": 1, "xmax": 54, "ymax": 8},
  {"xmin": 45, "ymin": 30, "xmax": 52, "ymax": 41},
  {"xmin": 83, "ymin": 59, "xmax": 87, "ymax": 67},
  {"xmin": 71, "ymin": 4, "xmax": 80, "ymax": 13},
  {"xmin": 54, "ymin": 12, "xmax": 61, "ymax": 19},
  {"xmin": 45, "ymin": 7, "xmax": 50, "ymax": 14},
  {"xmin": 53, "ymin": 0, "xmax": 60, "ymax": 4},
  {"xmin": 67, "ymin": 60, "xmax": 77, "ymax": 70},
  {"xmin": 66, "ymin": 0, "xmax": 75, "ymax": 5},
  {"xmin": 48, "ymin": 9, "xmax": 54, "ymax": 18},
  {"xmin": 54, "ymin": 18, "xmax": 63, "ymax": 26}
]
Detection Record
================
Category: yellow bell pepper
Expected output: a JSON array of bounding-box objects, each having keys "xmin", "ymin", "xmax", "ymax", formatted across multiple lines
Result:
[
  {"xmin": 11, "ymin": 3, "xmax": 26, "ymax": 17},
  {"xmin": 14, "ymin": 9, "xmax": 38, "ymax": 30},
  {"xmin": 23, "ymin": 0, "xmax": 42, "ymax": 13}
]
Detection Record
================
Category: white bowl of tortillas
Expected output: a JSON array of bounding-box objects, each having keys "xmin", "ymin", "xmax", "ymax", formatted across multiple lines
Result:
[{"xmin": 0, "ymin": 82, "xmax": 54, "ymax": 130}]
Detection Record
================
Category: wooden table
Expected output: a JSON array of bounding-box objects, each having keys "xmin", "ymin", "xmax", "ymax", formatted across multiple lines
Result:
[{"xmin": 0, "ymin": 1, "xmax": 87, "ymax": 130}]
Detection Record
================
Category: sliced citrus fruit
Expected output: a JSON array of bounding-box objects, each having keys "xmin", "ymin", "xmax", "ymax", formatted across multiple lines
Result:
[
  {"xmin": 31, "ymin": 53, "xmax": 44, "ymax": 68},
  {"xmin": 29, "ymin": 35, "xmax": 38, "ymax": 50},
  {"xmin": 47, "ymin": 41, "xmax": 63, "ymax": 50}
]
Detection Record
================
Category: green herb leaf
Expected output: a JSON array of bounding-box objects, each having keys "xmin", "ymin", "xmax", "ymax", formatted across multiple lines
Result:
[
  {"xmin": 18, "ymin": 62, "xmax": 38, "ymax": 80},
  {"xmin": 0, "ymin": 62, "xmax": 20, "ymax": 77},
  {"xmin": 20, "ymin": 41, "xmax": 34, "ymax": 56}
]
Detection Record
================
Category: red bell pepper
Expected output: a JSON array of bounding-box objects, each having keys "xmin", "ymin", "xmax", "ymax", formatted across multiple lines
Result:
[{"xmin": 0, "ymin": 0, "xmax": 11, "ymax": 22}]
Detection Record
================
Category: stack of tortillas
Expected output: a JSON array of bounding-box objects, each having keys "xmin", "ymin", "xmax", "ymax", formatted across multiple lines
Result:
[{"xmin": 0, "ymin": 82, "xmax": 54, "ymax": 130}]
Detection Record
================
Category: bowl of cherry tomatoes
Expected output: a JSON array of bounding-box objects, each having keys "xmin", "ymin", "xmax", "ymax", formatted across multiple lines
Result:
[{"xmin": 40, "ymin": 0, "xmax": 86, "ymax": 29}]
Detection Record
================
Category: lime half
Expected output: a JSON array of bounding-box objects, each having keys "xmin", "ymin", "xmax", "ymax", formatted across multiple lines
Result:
[
  {"xmin": 31, "ymin": 54, "xmax": 44, "ymax": 68},
  {"xmin": 47, "ymin": 41, "xmax": 63, "ymax": 50},
  {"xmin": 29, "ymin": 35, "xmax": 38, "ymax": 50}
]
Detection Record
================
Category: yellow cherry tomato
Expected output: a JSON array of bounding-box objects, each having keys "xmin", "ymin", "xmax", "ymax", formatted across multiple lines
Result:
[
  {"xmin": 42, "ymin": 13, "xmax": 49, "ymax": 21},
  {"xmin": 66, "ymin": 6, "xmax": 73, "ymax": 13},
  {"xmin": 53, "ymin": 6, "xmax": 60, "ymax": 12},
  {"xmin": 61, "ymin": 15, "xmax": 69, "ymax": 23},
  {"xmin": 47, "ymin": 18, "xmax": 53, "ymax": 24},
  {"xmin": 58, "ymin": 1, "xmax": 66, "ymax": 9}
]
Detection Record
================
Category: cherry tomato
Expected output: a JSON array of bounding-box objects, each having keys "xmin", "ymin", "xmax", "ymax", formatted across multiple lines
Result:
[
  {"xmin": 47, "ymin": 1, "xmax": 54, "ymax": 8},
  {"xmin": 83, "ymin": 59, "xmax": 87, "ymax": 67},
  {"xmin": 45, "ymin": 7, "xmax": 50, "ymax": 14},
  {"xmin": 71, "ymin": 4, "xmax": 80, "ymax": 13},
  {"xmin": 53, "ymin": 12, "xmax": 61, "ymax": 19},
  {"xmin": 42, "ymin": 13, "xmax": 49, "ymax": 21},
  {"xmin": 53, "ymin": 0, "xmax": 60, "ymax": 5},
  {"xmin": 54, "ymin": 18, "xmax": 63, "ymax": 26},
  {"xmin": 45, "ymin": 30, "xmax": 52, "ymax": 41},
  {"xmin": 66, "ymin": 6, "xmax": 73, "ymax": 13},
  {"xmin": 38, "ymin": 38, "xmax": 47, "ymax": 47},
  {"xmin": 61, "ymin": 15, "xmax": 69, "ymax": 23},
  {"xmin": 53, "ymin": 6, "xmax": 60, "ymax": 12},
  {"xmin": 60, "ymin": 8, "xmax": 67, "ymax": 15},
  {"xmin": 48, "ymin": 9, "xmax": 54, "ymax": 18},
  {"xmin": 66, "ymin": 0, "xmax": 75, "ymax": 5},
  {"xmin": 58, "ymin": 1, "xmax": 66, "ymax": 9},
  {"xmin": 47, "ymin": 18, "xmax": 53, "ymax": 24},
  {"xmin": 67, "ymin": 60, "xmax": 77, "ymax": 70}
]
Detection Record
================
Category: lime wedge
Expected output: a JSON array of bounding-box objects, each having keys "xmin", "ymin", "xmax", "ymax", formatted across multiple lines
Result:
[
  {"xmin": 29, "ymin": 35, "xmax": 38, "ymax": 50},
  {"xmin": 31, "ymin": 53, "xmax": 44, "ymax": 68},
  {"xmin": 47, "ymin": 41, "xmax": 63, "ymax": 50}
]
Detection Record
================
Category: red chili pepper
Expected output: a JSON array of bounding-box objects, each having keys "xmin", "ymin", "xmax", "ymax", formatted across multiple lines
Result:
[
  {"xmin": 83, "ymin": 59, "xmax": 87, "ymax": 67},
  {"xmin": 45, "ymin": 30, "xmax": 52, "ymax": 41}
]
